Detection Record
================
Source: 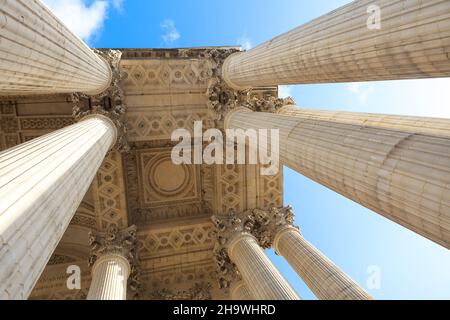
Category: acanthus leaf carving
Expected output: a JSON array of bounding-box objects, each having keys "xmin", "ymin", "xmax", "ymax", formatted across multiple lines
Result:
[
  {"xmin": 88, "ymin": 224, "xmax": 142, "ymax": 297},
  {"xmin": 248, "ymin": 206, "xmax": 299, "ymax": 249},
  {"xmin": 210, "ymin": 209, "xmax": 256, "ymax": 289},
  {"xmin": 244, "ymin": 95, "xmax": 296, "ymax": 113},
  {"xmin": 72, "ymin": 49, "xmax": 129, "ymax": 152},
  {"xmin": 203, "ymin": 48, "xmax": 295, "ymax": 121},
  {"xmin": 206, "ymin": 79, "xmax": 249, "ymax": 121}
]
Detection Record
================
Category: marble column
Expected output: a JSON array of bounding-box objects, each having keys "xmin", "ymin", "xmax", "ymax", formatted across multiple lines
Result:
[
  {"xmin": 0, "ymin": 0, "xmax": 112, "ymax": 95},
  {"xmin": 87, "ymin": 225, "xmax": 137, "ymax": 300},
  {"xmin": 0, "ymin": 114, "xmax": 117, "ymax": 299},
  {"xmin": 225, "ymin": 108, "xmax": 450, "ymax": 249},
  {"xmin": 87, "ymin": 254, "xmax": 130, "ymax": 300},
  {"xmin": 212, "ymin": 212, "xmax": 300, "ymax": 300},
  {"xmin": 230, "ymin": 281, "xmax": 253, "ymax": 300},
  {"xmin": 222, "ymin": 0, "xmax": 450, "ymax": 89},
  {"xmin": 279, "ymin": 106, "xmax": 450, "ymax": 138},
  {"xmin": 252, "ymin": 207, "xmax": 372, "ymax": 300}
]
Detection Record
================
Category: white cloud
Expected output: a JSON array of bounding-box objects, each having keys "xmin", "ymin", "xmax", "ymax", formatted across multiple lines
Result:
[
  {"xmin": 347, "ymin": 82, "xmax": 375, "ymax": 105},
  {"xmin": 385, "ymin": 78, "xmax": 450, "ymax": 118},
  {"xmin": 278, "ymin": 85, "xmax": 293, "ymax": 98},
  {"xmin": 42, "ymin": 0, "xmax": 124, "ymax": 44},
  {"xmin": 161, "ymin": 19, "xmax": 180, "ymax": 45},
  {"xmin": 111, "ymin": 0, "xmax": 124, "ymax": 11},
  {"xmin": 237, "ymin": 35, "xmax": 252, "ymax": 51}
]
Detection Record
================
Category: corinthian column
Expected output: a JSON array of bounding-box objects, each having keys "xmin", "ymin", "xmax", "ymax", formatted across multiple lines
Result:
[
  {"xmin": 222, "ymin": 0, "xmax": 450, "ymax": 89},
  {"xmin": 0, "ymin": 114, "xmax": 117, "ymax": 299},
  {"xmin": 225, "ymin": 107, "xmax": 450, "ymax": 249},
  {"xmin": 251, "ymin": 207, "xmax": 372, "ymax": 300},
  {"xmin": 278, "ymin": 106, "xmax": 450, "ymax": 138},
  {"xmin": 212, "ymin": 211, "xmax": 300, "ymax": 300},
  {"xmin": 87, "ymin": 225, "xmax": 138, "ymax": 300},
  {"xmin": 0, "ymin": 57, "xmax": 127, "ymax": 299},
  {"xmin": 0, "ymin": 0, "xmax": 112, "ymax": 95}
]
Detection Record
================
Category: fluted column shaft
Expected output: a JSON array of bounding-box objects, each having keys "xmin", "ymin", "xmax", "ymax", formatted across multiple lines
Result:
[
  {"xmin": 230, "ymin": 281, "xmax": 253, "ymax": 300},
  {"xmin": 0, "ymin": 0, "xmax": 112, "ymax": 95},
  {"xmin": 225, "ymin": 108, "xmax": 450, "ymax": 249},
  {"xmin": 223, "ymin": 0, "xmax": 450, "ymax": 89},
  {"xmin": 279, "ymin": 106, "xmax": 450, "ymax": 138},
  {"xmin": 0, "ymin": 115, "xmax": 117, "ymax": 299},
  {"xmin": 227, "ymin": 233, "xmax": 300, "ymax": 300},
  {"xmin": 87, "ymin": 254, "xmax": 130, "ymax": 300},
  {"xmin": 274, "ymin": 227, "xmax": 372, "ymax": 300}
]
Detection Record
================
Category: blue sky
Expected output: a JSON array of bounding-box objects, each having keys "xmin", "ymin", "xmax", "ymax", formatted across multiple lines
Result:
[{"xmin": 43, "ymin": 0, "xmax": 450, "ymax": 299}]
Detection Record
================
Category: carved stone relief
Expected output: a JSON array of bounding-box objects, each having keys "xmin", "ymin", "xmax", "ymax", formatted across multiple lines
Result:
[
  {"xmin": 149, "ymin": 282, "xmax": 212, "ymax": 300},
  {"xmin": 138, "ymin": 223, "xmax": 214, "ymax": 258},
  {"xmin": 125, "ymin": 144, "xmax": 213, "ymax": 225},
  {"xmin": 127, "ymin": 105, "xmax": 214, "ymax": 142},
  {"xmin": 92, "ymin": 150, "xmax": 129, "ymax": 230}
]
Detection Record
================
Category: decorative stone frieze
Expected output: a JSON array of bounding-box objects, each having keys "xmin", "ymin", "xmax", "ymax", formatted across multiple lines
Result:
[{"xmin": 149, "ymin": 282, "xmax": 212, "ymax": 300}]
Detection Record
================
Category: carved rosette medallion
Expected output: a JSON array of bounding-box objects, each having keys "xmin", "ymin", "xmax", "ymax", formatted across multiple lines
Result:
[
  {"xmin": 72, "ymin": 49, "xmax": 129, "ymax": 152},
  {"xmin": 88, "ymin": 224, "xmax": 141, "ymax": 296}
]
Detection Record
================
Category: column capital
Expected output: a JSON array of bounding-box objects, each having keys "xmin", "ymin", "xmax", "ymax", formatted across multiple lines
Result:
[
  {"xmin": 244, "ymin": 95, "xmax": 296, "ymax": 113},
  {"xmin": 206, "ymin": 79, "xmax": 249, "ymax": 121},
  {"xmin": 203, "ymin": 49, "xmax": 248, "ymax": 121},
  {"xmin": 211, "ymin": 209, "xmax": 255, "ymax": 289},
  {"xmin": 211, "ymin": 209, "xmax": 255, "ymax": 247},
  {"xmin": 203, "ymin": 48, "xmax": 295, "ymax": 122},
  {"xmin": 88, "ymin": 224, "xmax": 141, "ymax": 295},
  {"xmin": 249, "ymin": 206, "xmax": 300, "ymax": 250},
  {"xmin": 200, "ymin": 48, "xmax": 240, "ymax": 78},
  {"xmin": 71, "ymin": 49, "xmax": 129, "ymax": 153}
]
